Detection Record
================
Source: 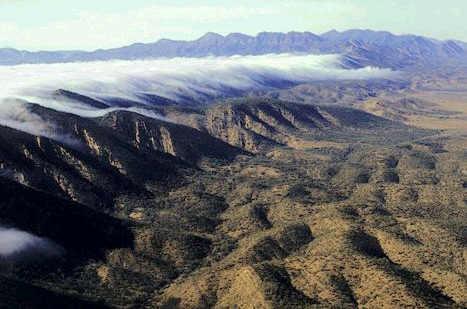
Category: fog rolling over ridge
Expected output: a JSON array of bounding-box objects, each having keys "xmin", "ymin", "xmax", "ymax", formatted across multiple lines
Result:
[{"xmin": 0, "ymin": 54, "xmax": 394, "ymax": 140}]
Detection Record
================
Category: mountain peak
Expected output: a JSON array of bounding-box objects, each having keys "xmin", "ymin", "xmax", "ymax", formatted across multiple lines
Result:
[
  {"xmin": 198, "ymin": 32, "xmax": 224, "ymax": 42},
  {"xmin": 225, "ymin": 32, "xmax": 254, "ymax": 40},
  {"xmin": 322, "ymin": 29, "xmax": 339, "ymax": 36}
]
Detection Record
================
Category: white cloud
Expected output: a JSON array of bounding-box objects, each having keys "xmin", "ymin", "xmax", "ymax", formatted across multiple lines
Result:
[
  {"xmin": 0, "ymin": 100, "xmax": 81, "ymax": 145},
  {"xmin": 0, "ymin": 54, "xmax": 396, "ymax": 139},
  {"xmin": 0, "ymin": 225, "xmax": 63, "ymax": 260},
  {"xmin": 0, "ymin": 54, "xmax": 395, "ymax": 105}
]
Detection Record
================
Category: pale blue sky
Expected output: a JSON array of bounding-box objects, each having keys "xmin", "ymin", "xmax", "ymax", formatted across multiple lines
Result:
[{"xmin": 1, "ymin": 0, "xmax": 466, "ymax": 51}]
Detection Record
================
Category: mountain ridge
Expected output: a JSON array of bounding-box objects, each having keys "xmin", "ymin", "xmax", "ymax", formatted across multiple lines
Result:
[{"xmin": 1, "ymin": 29, "xmax": 466, "ymax": 69}]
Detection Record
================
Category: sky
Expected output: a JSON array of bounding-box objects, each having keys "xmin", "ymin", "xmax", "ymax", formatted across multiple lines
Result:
[{"xmin": 0, "ymin": 0, "xmax": 466, "ymax": 51}]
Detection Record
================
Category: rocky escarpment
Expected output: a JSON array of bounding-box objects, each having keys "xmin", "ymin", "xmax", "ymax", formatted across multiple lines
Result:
[
  {"xmin": 205, "ymin": 99, "xmax": 334, "ymax": 152},
  {"xmin": 203, "ymin": 98, "xmax": 410, "ymax": 152},
  {"xmin": 98, "ymin": 111, "xmax": 245, "ymax": 164},
  {"xmin": 0, "ymin": 103, "xmax": 246, "ymax": 209},
  {"xmin": 0, "ymin": 119, "xmax": 162, "ymax": 210}
]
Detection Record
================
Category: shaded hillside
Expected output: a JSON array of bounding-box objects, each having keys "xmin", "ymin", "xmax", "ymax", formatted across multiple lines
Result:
[
  {"xmin": 0, "ymin": 276, "xmax": 106, "ymax": 309},
  {"xmin": 0, "ymin": 178, "xmax": 133, "ymax": 258},
  {"xmin": 52, "ymin": 89, "xmax": 109, "ymax": 109},
  {"xmin": 0, "ymin": 103, "xmax": 246, "ymax": 208}
]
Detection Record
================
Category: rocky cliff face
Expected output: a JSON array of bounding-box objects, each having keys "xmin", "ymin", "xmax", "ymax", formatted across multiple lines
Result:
[
  {"xmin": 203, "ymin": 99, "xmax": 405, "ymax": 152},
  {"xmin": 205, "ymin": 99, "xmax": 334, "ymax": 152},
  {"xmin": 98, "ymin": 111, "xmax": 244, "ymax": 164},
  {"xmin": 0, "ymin": 114, "xmax": 164, "ymax": 209},
  {"xmin": 0, "ymin": 103, "xmax": 246, "ymax": 211}
]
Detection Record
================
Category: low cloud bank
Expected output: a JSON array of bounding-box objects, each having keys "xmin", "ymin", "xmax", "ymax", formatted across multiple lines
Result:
[
  {"xmin": 0, "ymin": 225, "xmax": 64, "ymax": 261},
  {"xmin": 0, "ymin": 100, "xmax": 60, "ymax": 137},
  {"xmin": 0, "ymin": 54, "xmax": 396, "ymax": 138},
  {"xmin": 1, "ymin": 54, "xmax": 395, "ymax": 104},
  {"xmin": 0, "ymin": 100, "xmax": 81, "ymax": 146}
]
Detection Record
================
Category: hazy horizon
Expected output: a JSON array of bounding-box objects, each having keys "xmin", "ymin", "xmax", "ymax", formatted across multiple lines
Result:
[
  {"xmin": 1, "ymin": 0, "xmax": 466, "ymax": 51},
  {"xmin": 1, "ymin": 28, "xmax": 465, "ymax": 53}
]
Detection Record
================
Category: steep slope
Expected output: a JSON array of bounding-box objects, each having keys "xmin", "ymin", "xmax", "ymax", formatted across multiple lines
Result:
[
  {"xmin": 0, "ymin": 104, "xmax": 246, "ymax": 307},
  {"xmin": 0, "ymin": 276, "xmax": 106, "ymax": 309},
  {"xmin": 205, "ymin": 99, "xmax": 334, "ymax": 152},
  {"xmin": 0, "ymin": 103, "xmax": 244, "ymax": 208},
  {"xmin": 203, "ymin": 98, "xmax": 424, "ymax": 152},
  {"xmin": 97, "ymin": 110, "xmax": 245, "ymax": 164},
  {"xmin": 0, "ymin": 178, "xmax": 133, "ymax": 259},
  {"xmin": 0, "ymin": 109, "xmax": 176, "ymax": 209}
]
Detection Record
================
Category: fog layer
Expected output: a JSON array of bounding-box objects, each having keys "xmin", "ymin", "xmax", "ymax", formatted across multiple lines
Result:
[
  {"xmin": 0, "ymin": 225, "xmax": 63, "ymax": 260},
  {"xmin": 0, "ymin": 54, "xmax": 395, "ymax": 139}
]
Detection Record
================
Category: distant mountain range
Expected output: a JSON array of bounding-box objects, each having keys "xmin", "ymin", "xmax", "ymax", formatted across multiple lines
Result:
[{"xmin": 1, "ymin": 29, "xmax": 466, "ymax": 69}]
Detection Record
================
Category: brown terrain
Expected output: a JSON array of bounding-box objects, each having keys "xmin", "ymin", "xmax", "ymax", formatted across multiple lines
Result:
[{"xmin": 0, "ymin": 69, "xmax": 466, "ymax": 309}]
